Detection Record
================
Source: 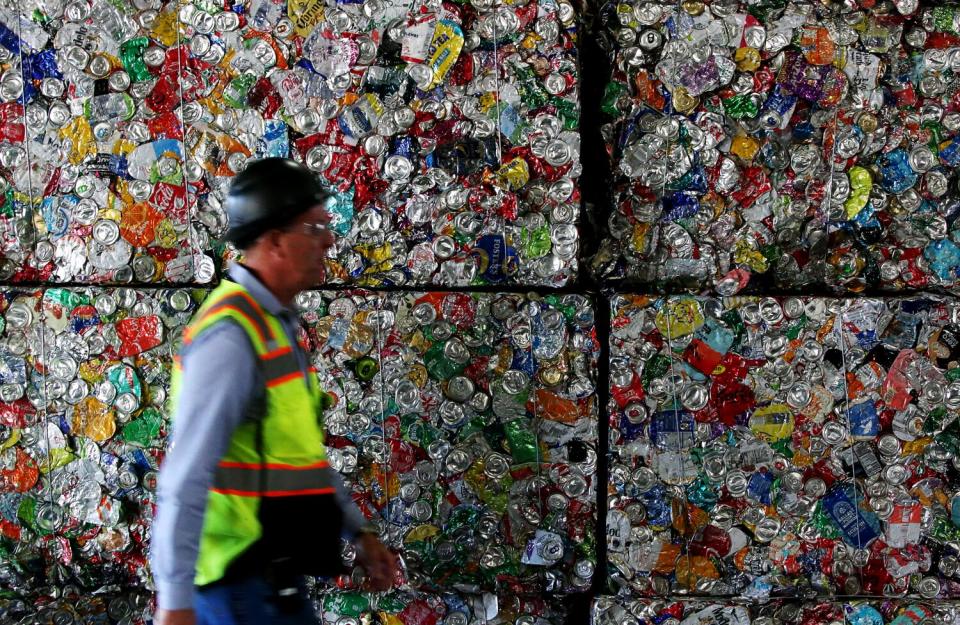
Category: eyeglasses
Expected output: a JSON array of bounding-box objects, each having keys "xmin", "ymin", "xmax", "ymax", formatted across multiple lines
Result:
[{"xmin": 291, "ymin": 221, "xmax": 331, "ymax": 237}]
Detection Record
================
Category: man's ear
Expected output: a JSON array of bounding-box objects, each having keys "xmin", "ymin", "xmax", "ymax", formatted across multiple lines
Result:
[{"xmin": 263, "ymin": 229, "xmax": 286, "ymax": 257}]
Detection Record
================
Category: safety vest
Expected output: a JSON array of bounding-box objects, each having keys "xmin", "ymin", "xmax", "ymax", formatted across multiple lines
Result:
[{"xmin": 169, "ymin": 279, "xmax": 343, "ymax": 586}]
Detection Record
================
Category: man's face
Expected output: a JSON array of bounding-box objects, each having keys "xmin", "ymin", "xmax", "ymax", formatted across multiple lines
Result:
[{"xmin": 278, "ymin": 203, "xmax": 336, "ymax": 288}]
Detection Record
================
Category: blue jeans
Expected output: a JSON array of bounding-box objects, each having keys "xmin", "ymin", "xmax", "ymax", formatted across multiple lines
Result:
[{"xmin": 194, "ymin": 575, "xmax": 317, "ymax": 625}]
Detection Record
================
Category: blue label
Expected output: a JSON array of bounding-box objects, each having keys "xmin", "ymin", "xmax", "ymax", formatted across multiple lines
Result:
[
  {"xmin": 0, "ymin": 492, "xmax": 21, "ymax": 523},
  {"xmin": 681, "ymin": 362, "xmax": 709, "ymax": 382},
  {"xmin": 40, "ymin": 197, "xmax": 70, "ymax": 240},
  {"xmin": 847, "ymin": 399, "xmax": 879, "ymax": 438},
  {"xmin": 890, "ymin": 606, "xmax": 934, "ymax": 625},
  {"xmin": 822, "ymin": 482, "xmax": 880, "ymax": 548},
  {"xmin": 764, "ymin": 84, "xmax": 798, "ymax": 114},
  {"xmin": 327, "ymin": 187, "xmax": 354, "ymax": 237},
  {"xmin": 390, "ymin": 135, "xmax": 416, "ymax": 159},
  {"xmin": 848, "ymin": 605, "xmax": 884, "ymax": 625},
  {"xmin": 699, "ymin": 317, "xmax": 735, "ymax": 355},
  {"xmin": 879, "ymin": 149, "xmax": 918, "ymax": 194},
  {"xmin": 941, "ymin": 138, "xmax": 960, "ymax": 167},
  {"xmin": 883, "ymin": 311, "xmax": 920, "ymax": 349},
  {"xmin": 70, "ymin": 305, "xmax": 100, "ymax": 334},
  {"xmin": 0, "ymin": 349, "xmax": 26, "ymax": 385},
  {"xmin": 747, "ymin": 471, "xmax": 774, "ymax": 504},
  {"xmin": 23, "ymin": 49, "xmax": 61, "ymax": 81},
  {"xmin": 951, "ymin": 495, "xmax": 960, "ymax": 527},
  {"xmin": 924, "ymin": 238, "xmax": 960, "ymax": 279},
  {"xmin": 0, "ymin": 20, "xmax": 21, "ymax": 55},
  {"xmin": 641, "ymin": 484, "xmax": 672, "ymax": 528},
  {"xmin": 255, "ymin": 119, "xmax": 289, "ymax": 159},
  {"xmin": 618, "ymin": 414, "xmax": 646, "ymax": 443},
  {"xmin": 649, "ymin": 408, "xmax": 695, "ymax": 449},
  {"xmin": 499, "ymin": 104, "xmax": 523, "ymax": 145},
  {"xmin": 510, "ymin": 345, "xmax": 536, "ymax": 376},
  {"xmin": 661, "ymin": 191, "xmax": 700, "ymax": 222},
  {"xmin": 471, "ymin": 234, "xmax": 518, "ymax": 283}
]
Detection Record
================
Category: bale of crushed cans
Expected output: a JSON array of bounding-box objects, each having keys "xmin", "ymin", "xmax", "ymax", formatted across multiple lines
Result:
[
  {"xmin": 316, "ymin": 588, "xmax": 565, "ymax": 625},
  {"xmin": 0, "ymin": 286, "xmax": 596, "ymax": 620},
  {"xmin": 592, "ymin": 596, "xmax": 960, "ymax": 625},
  {"xmin": 300, "ymin": 289, "xmax": 599, "ymax": 594},
  {"xmin": 0, "ymin": 0, "xmax": 581, "ymax": 286},
  {"xmin": 0, "ymin": 287, "xmax": 201, "ymax": 623},
  {"xmin": 591, "ymin": 0, "xmax": 960, "ymax": 295},
  {"xmin": 608, "ymin": 294, "xmax": 960, "ymax": 599}
]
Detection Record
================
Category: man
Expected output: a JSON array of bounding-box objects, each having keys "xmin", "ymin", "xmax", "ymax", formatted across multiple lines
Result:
[{"xmin": 152, "ymin": 158, "xmax": 396, "ymax": 625}]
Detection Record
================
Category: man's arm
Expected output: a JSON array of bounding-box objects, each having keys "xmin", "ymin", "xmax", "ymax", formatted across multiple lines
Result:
[
  {"xmin": 330, "ymin": 469, "xmax": 374, "ymax": 539},
  {"xmin": 151, "ymin": 322, "xmax": 258, "ymax": 611}
]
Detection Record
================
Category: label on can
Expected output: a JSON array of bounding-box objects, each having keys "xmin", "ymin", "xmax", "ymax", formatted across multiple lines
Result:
[
  {"xmin": 680, "ymin": 606, "xmax": 750, "ymax": 625},
  {"xmin": 649, "ymin": 408, "xmax": 695, "ymax": 450},
  {"xmin": 822, "ymin": 482, "xmax": 880, "ymax": 548},
  {"xmin": 885, "ymin": 501, "xmax": 922, "ymax": 548},
  {"xmin": 402, "ymin": 13, "xmax": 437, "ymax": 64},
  {"xmin": 748, "ymin": 403, "xmax": 794, "ymax": 440},
  {"xmin": 683, "ymin": 317, "xmax": 734, "ymax": 375},
  {"xmin": 889, "ymin": 605, "xmax": 934, "ymax": 625},
  {"xmin": 288, "ymin": 0, "xmax": 325, "ymax": 36}
]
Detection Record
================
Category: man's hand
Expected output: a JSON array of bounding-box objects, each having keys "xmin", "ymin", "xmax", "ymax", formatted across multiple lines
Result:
[
  {"xmin": 355, "ymin": 533, "xmax": 397, "ymax": 591},
  {"xmin": 153, "ymin": 609, "xmax": 196, "ymax": 625}
]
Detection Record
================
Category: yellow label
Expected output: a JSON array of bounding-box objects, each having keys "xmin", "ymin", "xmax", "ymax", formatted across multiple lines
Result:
[
  {"xmin": 404, "ymin": 524, "xmax": 441, "ymax": 543},
  {"xmin": 43, "ymin": 448, "xmax": 77, "ymax": 473},
  {"xmin": 496, "ymin": 157, "xmax": 530, "ymax": 191},
  {"xmin": 844, "ymin": 166, "xmax": 873, "ymax": 219},
  {"xmin": 676, "ymin": 555, "xmax": 718, "ymax": 589},
  {"xmin": 155, "ymin": 219, "xmax": 179, "ymax": 248},
  {"xmin": 521, "ymin": 33, "xmax": 540, "ymax": 49},
  {"xmin": 288, "ymin": 0, "xmax": 325, "ymax": 36},
  {"xmin": 407, "ymin": 331, "xmax": 430, "ymax": 355},
  {"xmin": 344, "ymin": 322, "xmax": 375, "ymax": 359},
  {"xmin": 734, "ymin": 47, "xmax": 761, "ymax": 72},
  {"xmin": 101, "ymin": 208, "xmax": 122, "ymax": 222},
  {"xmin": 655, "ymin": 298, "xmax": 704, "ymax": 338},
  {"xmin": 380, "ymin": 615, "xmax": 404, "ymax": 625},
  {"xmin": 60, "ymin": 118, "xmax": 96, "ymax": 165},
  {"xmin": 749, "ymin": 403, "xmax": 795, "ymax": 440},
  {"xmin": 151, "ymin": 10, "xmax": 180, "ymax": 47},
  {"xmin": 479, "ymin": 92, "xmax": 497, "ymax": 113},
  {"xmin": 72, "ymin": 397, "xmax": 116, "ymax": 442},
  {"xmin": 112, "ymin": 138, "xmax": 136, "ymax": 157},
  {"xmin": 426, "ymin": 20, "xmax": 464, "ymax": 89},
  {"xmin": 733, "ymin": 238, "xmax": 769, "ymax": 273},
  {"xmin": 629, "ymin": 222, "xmax": 652, "ymax": 254},
  {"xmin": 0, "ymin": 429, "xmax": 20, "ymax": 451},
  {"xmin": 730, "ymin": 135, "xmax": 760, "ymax": 162},
  {"xmin": 408, "ymin": 363, "xmax": 429, "ymax": 387},
  {"xmin": 671, "ymin": 86, "xmax": 698, "ymax": 114},
  {"xmin": 79, "ymin": 361, "xmax": 104, "ymax": 383}
]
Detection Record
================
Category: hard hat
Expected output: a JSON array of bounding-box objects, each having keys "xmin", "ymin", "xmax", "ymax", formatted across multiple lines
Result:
[{"xmin": 223, "ymin": 158, "xmax": 331, "ymax": 247}]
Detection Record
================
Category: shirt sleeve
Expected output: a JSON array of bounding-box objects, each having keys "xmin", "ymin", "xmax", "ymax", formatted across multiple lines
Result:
[
  {"xmin": 330, "ymin": 469, "xmax": 373, "ymax": 540},
  {"xmin": 150, "ymin": 321, "xmax": 257, "ymax": 611}
]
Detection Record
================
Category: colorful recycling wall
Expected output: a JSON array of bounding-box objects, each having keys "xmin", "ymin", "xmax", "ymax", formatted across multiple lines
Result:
[
  {"xmin": 592, "ymin": 0, "xmax": 960, "ymax": 295},
  {"xmin": 0, "ymin": 288, "xmax": 597, "ymax": 623},
  {"xmin": 7, "ymin": 0, "xmax": 960, "ymax": 622},
  {"xmin": 607, "ymin": 295, "xmax": 960, "ymax": 599},
  {"xmin": 1, "ymin": 0, "xmax": 580, "ymax": 287}
]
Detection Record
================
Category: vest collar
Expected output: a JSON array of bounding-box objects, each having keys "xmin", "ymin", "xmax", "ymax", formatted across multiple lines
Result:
[{"xmin": 227, "ymin": 263, "xmax": 296, "ymax": 321}]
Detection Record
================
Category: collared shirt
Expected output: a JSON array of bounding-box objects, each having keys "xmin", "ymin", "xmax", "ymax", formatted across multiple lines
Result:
[{"xmin": 151, "ymin": 263, "xmax": 368, "ymax": 611}]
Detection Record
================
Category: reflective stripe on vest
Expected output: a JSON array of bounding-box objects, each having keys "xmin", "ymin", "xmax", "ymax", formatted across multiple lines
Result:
[
  {"xmin": 186, "ymin": 291, "xmax": 276, "ymax": 350},
  {"xmin": 212, "ymin": 460, "xmax": 335, "ymax": 497},
  {"xmin": 262, "ymin": 346, "xmax": 302, "ymax": 387}
]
